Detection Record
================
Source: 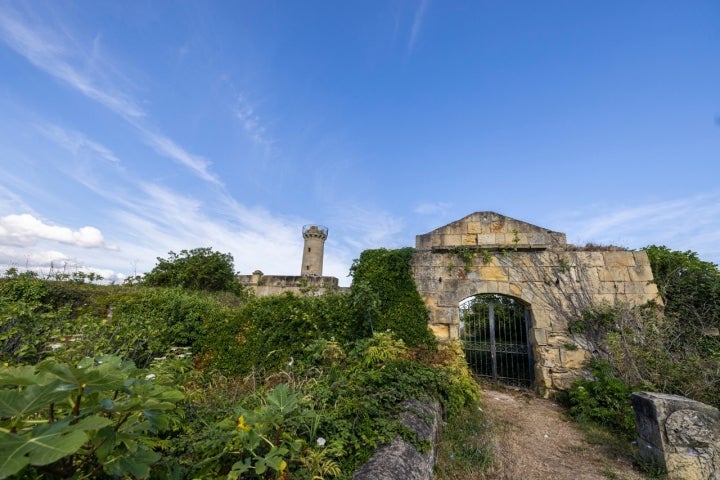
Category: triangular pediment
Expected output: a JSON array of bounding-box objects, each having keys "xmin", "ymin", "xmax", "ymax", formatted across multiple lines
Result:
[{"xmin": 416, "ymin": 211, "xmax": 566, "ymax": 250}]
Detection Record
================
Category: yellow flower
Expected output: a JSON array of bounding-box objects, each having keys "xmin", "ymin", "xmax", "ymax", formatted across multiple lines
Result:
[
  {"xmin": 279, "ymin": 460, "xmax": 287, "ymax": 473},
  {"xmin": 236, "ymin": 415, "xmax": 251, "ymax": 431}
]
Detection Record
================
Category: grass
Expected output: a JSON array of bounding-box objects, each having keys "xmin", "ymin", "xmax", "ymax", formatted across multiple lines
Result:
[
  {"xmin": 434, "ymin": 401, "xmax": 494, "ymax": 479},
  {"xmin": 573, "ymin": 418, "xmax": 667, "ymax": 479}
]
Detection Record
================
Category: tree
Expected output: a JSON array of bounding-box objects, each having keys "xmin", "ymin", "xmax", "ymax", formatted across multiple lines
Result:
[
  {"xmin": 644, "ymin": 245, "xmax": 720, "ymax": 342},
  {"xmin": 142, "ymin": 247, "xmax": 241, "ymax": 293}
]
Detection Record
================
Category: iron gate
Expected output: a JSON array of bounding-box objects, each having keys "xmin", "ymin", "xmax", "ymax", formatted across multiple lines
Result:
[{"xmin": 459, "ymin": 294, "xmax": 534, "ymax": 387}]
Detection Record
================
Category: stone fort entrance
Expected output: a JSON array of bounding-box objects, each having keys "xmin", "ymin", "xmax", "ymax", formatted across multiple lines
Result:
[{"xmin": 412, "ymin": 212, "xmax": 660, "ymax": 393}]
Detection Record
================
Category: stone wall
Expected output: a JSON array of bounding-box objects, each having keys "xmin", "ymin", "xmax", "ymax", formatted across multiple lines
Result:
[
  {"xmin": 412, "ymin": 212, "xmax": 660, "ymax": 394},
  {"xmin": 237, "ymin": 270, "xmax": 347, "ymax": 297},
  {"xmin": 632, "ymin": 392, "xmax": 720, "ymax": 479}
]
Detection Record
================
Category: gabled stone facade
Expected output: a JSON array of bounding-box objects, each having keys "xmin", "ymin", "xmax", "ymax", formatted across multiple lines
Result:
[{"xmin": 412, "ymin": 211, "xmax": 660, "ymax": 394}]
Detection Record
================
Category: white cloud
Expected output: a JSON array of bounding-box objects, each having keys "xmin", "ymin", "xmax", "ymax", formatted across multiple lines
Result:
[{"xmin": 0, "ymin": 214, "xmax": 109, "ymax": 248}]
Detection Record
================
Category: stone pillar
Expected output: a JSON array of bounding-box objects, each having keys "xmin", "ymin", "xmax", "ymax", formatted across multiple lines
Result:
[
  {"xmin": 301, "ymin": 225, "xmax": 328, "ymax": 276},
  {"xmin": 631, "ymin": 392, "xmax": 720, "ymax": 480}
]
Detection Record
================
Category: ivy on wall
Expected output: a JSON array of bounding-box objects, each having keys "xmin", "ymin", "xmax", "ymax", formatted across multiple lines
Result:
[{"xmin": 349, "ymin": 247, "xmax": 436, "ymax": 348}]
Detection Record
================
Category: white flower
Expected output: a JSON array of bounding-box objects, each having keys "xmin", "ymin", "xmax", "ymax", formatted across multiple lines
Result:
[
  {"xmin": 145, "ymin": 373, "xmax": 156, "ymax": 380},
  {"xmin": 316, "ymin": 437, "xmax": 326, "ymax": 447}
]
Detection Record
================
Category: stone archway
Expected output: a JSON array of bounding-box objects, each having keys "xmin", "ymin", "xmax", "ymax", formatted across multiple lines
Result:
[
  {"xmin": 411, "ymin": 211, "xmax": 661, "ymax": 395},
  {"xmin": 460, "ymin": 293, "xmax": 534, "ymax": 387}
]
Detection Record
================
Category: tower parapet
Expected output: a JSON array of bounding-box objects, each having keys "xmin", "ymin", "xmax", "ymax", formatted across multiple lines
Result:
[{"xmin": 301, "ymin": 225, "xmax": 328, "ymax": 276}]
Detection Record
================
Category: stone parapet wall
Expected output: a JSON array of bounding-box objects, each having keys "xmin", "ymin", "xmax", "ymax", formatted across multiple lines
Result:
[
  {"xmin": 237, "ymin": 271, "xmax": 346, "ymax": 297},
  {"xmin": 412, "ymin": 212, "xmax": 660, "ymax": 394}
]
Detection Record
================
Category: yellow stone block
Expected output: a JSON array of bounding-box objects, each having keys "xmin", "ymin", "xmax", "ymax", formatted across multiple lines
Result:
[
  {"xmin": 478, "ymin": 266, "xmax": 507, "ymax": 281},
  {"xmin": 466, "ymin": 222, "xmax": 482, "ymax": 234},
  {"xmin": 462, "ymin": 234, "xmax": 477, "ymax": 245},
  {"xmin": 429, "ymin": 323, "xmax": 450, "ymax": 341},
  {"xmin": 603, "ymin": 251, "xmax": 636, "ymax": 267},
  {"xmin": 560, "ymin": 348, "xmax": 589, "ymax": 369}
]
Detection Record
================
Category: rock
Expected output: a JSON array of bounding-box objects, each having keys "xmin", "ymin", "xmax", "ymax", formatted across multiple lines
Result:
[
  {"xmin": 352, "ymin": 399, "xmax": 440, "ymax": 480},
  {"xmin": 631, "ymin": 392, "xmax": 720, "ymax": 480}
]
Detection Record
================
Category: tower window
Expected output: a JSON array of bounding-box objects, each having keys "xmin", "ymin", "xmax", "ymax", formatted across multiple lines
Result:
[{"xmin": 308, "ymin": 247, "xmax": 311, "ymax": 252}]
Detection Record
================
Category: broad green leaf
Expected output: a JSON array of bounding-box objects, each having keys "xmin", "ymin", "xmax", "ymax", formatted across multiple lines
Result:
[
  {"xmin": 103, "ymin": 446, "xmax": 159, "ymax": 478},
  {"xmin": 0, "ymin": 382, "xmax": 70, "ymax": 418},
  {"xmin": 72, "ymin": 415, "xmax": 113, "ymax": 431},
  {"xmin": 0, "ymin": 365, "xmax": 45, "ymax": 387},
  {"xmin": 0, "ymin": 423, "xmax": 88, "ymax": 478},
  {"xmin": 39, "ymin": 361, "xmax": 125, "ymax": 392}
]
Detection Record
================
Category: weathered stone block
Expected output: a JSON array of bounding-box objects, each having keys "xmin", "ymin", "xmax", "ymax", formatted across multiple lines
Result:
[
  {"xmin": 634, "ymin": 251, "xmax": 651, "ymax": 266},
  {"xmin": 628, "ymin": 265, "xmax": 655, "ymax": 282},
  {"xmin": 462, "ymin": 234, "xmax": 477, "ymax": 245},
  {"xmin": 550, "ymin": 368, "xmax": 581, "ymax": 390},
  {"xmin": 440, "ymin": 234, "xmax": 462, "ymax": 246},
  {"xmin": 603, "ymin": 251, "xmax": 636, "ymax": 268},
  {"xmin": 478, "ymin": 266, "xmax": 508, "ymax": 281},
  {"xmin": 540, "ymin": 347, "xmax": 560, "ymax": 367},
  {"xmin": 560, "ymin": 348, "xmax": 590, "ymax": 369},
  {"xmin": 631, "ymin": 392, "xmax": 720, "ymax": 480},
  {"xmin": 466, "ymin": 222, "xmax": 482, "ymax": 234},
  {"xmin": 598, "ymin": 266, "xmax": 631, "ymax": 282},
  {"xmin": 477, "ymin": 233, "xmax": 495, "ymax": 245},
  {"xmin": 429, "ymin": 323, "xmax": 449, "ymax": 341},
  {"xmin": 530, "ymin": 328, "xmax": 548, "ymax": 346}
]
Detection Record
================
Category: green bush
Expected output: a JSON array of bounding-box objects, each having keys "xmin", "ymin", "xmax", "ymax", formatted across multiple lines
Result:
[
  {"xmin": 197, "ymin": 292, "xmax": 360, "ymax": 375},
  {"xmin": 567, "ymin": 359, "xmax": 635, "ymax": 438}
]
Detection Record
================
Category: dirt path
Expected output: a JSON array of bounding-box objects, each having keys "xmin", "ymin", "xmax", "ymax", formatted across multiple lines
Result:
[{"xmin": 479, "ymin": 386, "xmax": 647, "ymax": 480}]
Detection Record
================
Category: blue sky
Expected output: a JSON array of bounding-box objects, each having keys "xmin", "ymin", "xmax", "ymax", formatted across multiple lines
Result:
[{"xmin": 0, "ymin": 1, "xmax": 718, "ymax": 286}]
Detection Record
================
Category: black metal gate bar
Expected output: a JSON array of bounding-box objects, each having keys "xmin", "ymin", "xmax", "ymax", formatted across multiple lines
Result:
[
  {"xmin": 459, "ymin": 294, "xmax": 534, "ymax": 388},
  {"xmin": 488, "ymin": 302, "xmax": 497, "ymax": 382}
]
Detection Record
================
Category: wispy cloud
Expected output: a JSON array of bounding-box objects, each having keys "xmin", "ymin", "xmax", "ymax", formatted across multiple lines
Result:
[
  {"xmin": 36, "ymin": 123, "xmax": 120, "ymax": 164},
  {"xmin": 555, "ymin": 192, "xmax": 720, "ymax": 264},
  {"xmin": 0, "ymin": 5, "xmax": 144, "ymax": 119},
  {"xmin": 234, "ymin": 94, "xmax": 274, "ymax": 149},
  {"xmin": 0, "ymin": 4, "xmax": 221, "ymax": 184},
  {"xmin": 331, "ymin": 203, "xmax": 406, "ymax": 252},
  {"xmin": 414, "ymin": 201, "xmax": 450, "ymax": 216},
  {"xmin": 140, "ymin": 130, "xmax": 221, "ymax": 184},
  {"xmin": 408, "ymin": 0, "xmax": 430, "ymax": 53}
]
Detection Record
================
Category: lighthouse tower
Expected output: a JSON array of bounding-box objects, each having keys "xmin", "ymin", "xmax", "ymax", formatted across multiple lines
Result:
[{"xmin": 301, "ymin": 225, "xmax": 328, "ymax": 276}]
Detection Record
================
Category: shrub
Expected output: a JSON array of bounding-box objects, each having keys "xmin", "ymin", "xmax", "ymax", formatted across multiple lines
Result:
[
  {"xmin": 197, "ymin": 292, "xmax": 361, "ymax": 375},
  {"xmin": 567, "ymin": 359, "xmax": 635, "ymax": 438}
]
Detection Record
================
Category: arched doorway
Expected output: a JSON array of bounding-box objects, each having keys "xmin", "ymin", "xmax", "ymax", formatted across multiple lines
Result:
[{"xmin": 459, "ymin": 294, "xmax": 534, "ymax": 387}]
